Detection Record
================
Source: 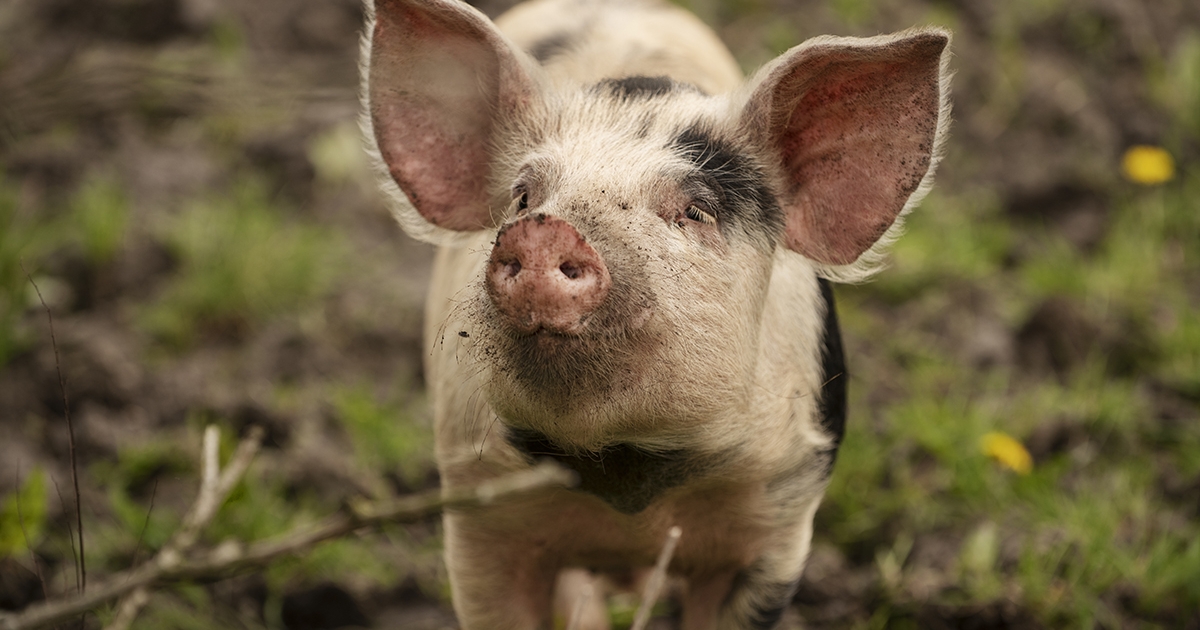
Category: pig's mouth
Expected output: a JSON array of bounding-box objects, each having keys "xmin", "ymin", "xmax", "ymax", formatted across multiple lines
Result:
[
  {"xmin": 502, "ymin": 293, "xmax": 654, "ymax": 342},
  {"xmin": 488, "ymin": 289, "xmax": 656, "ymax": 381}
]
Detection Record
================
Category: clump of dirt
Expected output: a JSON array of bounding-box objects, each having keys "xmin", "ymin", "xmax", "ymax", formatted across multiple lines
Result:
[{"xmin": 1015, "ymin": 295, "xmax": 1155, "ymax": 379}]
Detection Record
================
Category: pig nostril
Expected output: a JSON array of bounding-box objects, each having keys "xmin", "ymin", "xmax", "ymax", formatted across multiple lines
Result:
[
  {"xmin": 559, "ymin": 262, "xmax": 582, "ymax": 280},
  {"xmin": 504, "ymin": 260, "xmax": 522, "ymax": 278}
]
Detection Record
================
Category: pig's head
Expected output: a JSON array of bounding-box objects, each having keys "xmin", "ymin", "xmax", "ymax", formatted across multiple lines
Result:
[{"xmin": 362, "ymin": 0, "xmax": 950, "ymax": 450}]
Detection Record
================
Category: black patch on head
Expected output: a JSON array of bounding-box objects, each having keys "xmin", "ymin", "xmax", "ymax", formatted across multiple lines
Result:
[
  {"xmin": 817, "ymin": 278, "xmax": 847, "ymax": 462},
  {"xmin": 506, "ymin": 428, "xmax": 696, "ymax": 514},
  {"xmin": 670, "ymin": 124, "xmax": 781, "ymax": 244},
  {"xmin": 528, "ymin": 32, "xmax": 574, "ymax": 64},
  {"xmin": 597, "ymin": 75, "xmax": 676, "ymax": 99}
]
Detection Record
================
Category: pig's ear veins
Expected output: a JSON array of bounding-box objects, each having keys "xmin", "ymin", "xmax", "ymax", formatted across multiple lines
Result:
[
  {"xmin": 742, "ymin": 29, "xmax": 951, "ymax": 280},
  {"xmin": 363, "ymin": 0, "xmax": 540, "ymax": 241}
]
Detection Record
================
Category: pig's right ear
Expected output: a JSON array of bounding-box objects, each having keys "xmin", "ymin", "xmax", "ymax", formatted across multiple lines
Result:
[
  {"xmin": 741, "ymin": 29, "xmax": 951, "ymax": 279},
  {"xmin": 362, "ymin": 0, "xmax": 540, "ymax": 242}
]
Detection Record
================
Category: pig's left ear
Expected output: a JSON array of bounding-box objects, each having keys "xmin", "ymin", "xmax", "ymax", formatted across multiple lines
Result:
[
  {"xmin": 741, "ymin": 29, "xmax": 951, "ymax": 272},
  {"xmin": 362, "ymin": 0, "xmax": 541, "ymax": 243}
]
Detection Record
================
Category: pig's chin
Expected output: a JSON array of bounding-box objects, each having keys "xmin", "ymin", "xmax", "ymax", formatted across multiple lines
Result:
[
  {"xmin": 484, "ymin": 307, "xmax": 656, "ymax": 421},
  {"xmin": 511, "ymin": 326, "xmax": 589, "ymax": 358},
  {"xmin": 498, "ymin": 313, "xmax": 643, "ymax": 373}
]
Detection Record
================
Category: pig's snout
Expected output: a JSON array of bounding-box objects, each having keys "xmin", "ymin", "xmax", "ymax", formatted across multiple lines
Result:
[{"xmin": 487, "ymin": 214, "xmax": 611, "ymax": 335}]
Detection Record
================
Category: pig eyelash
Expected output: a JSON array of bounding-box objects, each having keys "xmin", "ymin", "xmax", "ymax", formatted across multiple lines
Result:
[{"xmin": 684, "ymin": 204, "xmax": 717, "ymax": 226}]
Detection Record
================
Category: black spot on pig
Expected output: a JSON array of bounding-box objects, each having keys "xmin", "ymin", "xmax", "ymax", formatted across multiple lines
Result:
[
  {"xmin": 506, "ymin": 427, "xmax": 696, "ymax": 514},
  {"xmin": 671, "ymin": 124, "xmax": 781, "ymax": 245},
  {"xmin": 598, "ymin": 76, "xmax": 676, "ymax": 99},
  {"xmin": 817, "ymin": 279, "xmax": 847, "ymax": 450},
  {"xmin": 748, "ymin": 591, "xmax": 793, "ymax": 630},
  {"xmin": 730, "ymin": 564, "xmax": 802, "ymax": 629},
  {"xmin": 528, "ymin": 32, "xmax": 575, "ymax": 63}
]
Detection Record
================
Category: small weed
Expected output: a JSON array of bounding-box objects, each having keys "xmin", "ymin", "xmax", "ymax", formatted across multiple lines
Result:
[
  {"xmin": 882, "ymin": 188, "xmax": 1013, "ymax": 300},
  {"xmin": 0, "ymin": 178, "xmax": 41, "ymax": 365},
  {"xmin": 142, "ymin": 178, "xmax": 342, "ymax": 349},
  {"xmin": 0, "ymin": 468, "xmax": 48, "ymax": 557},
  {"xmin": 333, "ymin": 385, "xmax": 433, "ymax": 488},
  {"xmin": 69, "ymin": 174, "xmax": 129, "ymax": 266},
  {"xmin": 1153, "ymin": 30, "xmax": 1200, "ymax": 142},
  {"xmin": 89, "ymin": 442, "xmax": 194, "ymax": 558}
]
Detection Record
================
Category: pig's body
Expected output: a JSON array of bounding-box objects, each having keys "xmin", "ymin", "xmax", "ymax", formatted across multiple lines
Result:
[
  {"xmin": 362, "ymin": 0, "xmax": 950, "ymax": 627},
  {"xmin": 427, "ymin": 225, "xmax": 837, "ymax": 629}
]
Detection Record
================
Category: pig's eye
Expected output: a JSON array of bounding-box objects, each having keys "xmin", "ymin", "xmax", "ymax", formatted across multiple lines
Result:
[
  {"xmin": 684, "ymin": 204, "xmax": 717, "ymax": 226},
  {"xmin": 509, "ymin": 188, "xmax": 529, "ymax": 215}
]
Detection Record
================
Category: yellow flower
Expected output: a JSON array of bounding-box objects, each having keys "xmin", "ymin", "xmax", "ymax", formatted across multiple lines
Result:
[
  {"xmin": 1121, "ymin": 145, "xmax": 1175, "ymax": 185},
  {"xmin": 981, "ymin": 431, "xmax": 1032, "ymax": 475}
]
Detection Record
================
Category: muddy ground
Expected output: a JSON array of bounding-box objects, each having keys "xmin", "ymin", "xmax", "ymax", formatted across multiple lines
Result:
[{"xmin": 1, "ymin": 0, "xmax": 1198, "ymax": 628}]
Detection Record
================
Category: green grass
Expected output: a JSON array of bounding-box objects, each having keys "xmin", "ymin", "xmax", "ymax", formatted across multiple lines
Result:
[
  {"xmin": 0, "ymin": 173, "xmax": 131, "ymax": 365},
  {"xmin": 141, "ymin": 178, "xmax": 342, "ymax": 349},
  {"xmin": 333, "ymin": 385, "xmax": 433, "ymax": 490},
  {"xmin": 824, "ymin": 158, "xmax": 1200, "ymax": 625},
  {"xmin": 70, "ymin": 175, "xmax": 130, "ymax": 266},
  {"xmin": 0, "ymin": 468, "xmax": 47, "ymax": 558},
  {"xmin": 0, "ymin": 178, "xmax": 34, "ymax": 365}
]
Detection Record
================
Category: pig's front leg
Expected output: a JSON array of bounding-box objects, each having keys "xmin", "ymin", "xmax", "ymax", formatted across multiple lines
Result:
[
  {"xmin": 685, "ymin": 498, "xmax": 823, "ymax": 630},
  {"xmin": 443, "ymin": 510, "xmax": 558, "ymax": 630}
]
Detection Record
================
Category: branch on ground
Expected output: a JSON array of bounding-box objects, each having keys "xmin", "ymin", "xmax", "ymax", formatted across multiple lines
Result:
[{"xmin": 0, "ymin": 426, "xmax": 575, "ymax": 630}]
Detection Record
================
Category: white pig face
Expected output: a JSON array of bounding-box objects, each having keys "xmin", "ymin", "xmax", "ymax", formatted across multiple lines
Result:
[
  {"xmin": 363, "ymin": 0, "xmax": 949, "ymax": 450},
  {"xmin": 453, "ymin": 80, "xmax": 785, "ymax": 450}
]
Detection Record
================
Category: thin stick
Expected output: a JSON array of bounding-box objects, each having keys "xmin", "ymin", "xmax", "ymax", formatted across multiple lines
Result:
[
  {"xmin": 129, "ymin": 479, "xmax": 158, "ymax": 570},
  {"xmin": 630, "ymin": 526, "xmax": 682, "ymax": 630},
  {"xmin": 24, "ymin": 266, "xmax": 84, "ymax": 595},
  {"xmin": 50, "ymin": 477, "xmax": 79, "ymax": 596},
  {"xmin": 100, "ymin": 589, "xmax": 148, "ymax": 630},
  {"xmin": 563, "ymin": 581, "xmax": 593, "ymax": 630},
  {"xmin": 0, "ymin": 460, "xmax": 574, "ymax": 630},
  {"xmin": 105, "ymin": 425, "xmax": 261, "ymax": 630}
]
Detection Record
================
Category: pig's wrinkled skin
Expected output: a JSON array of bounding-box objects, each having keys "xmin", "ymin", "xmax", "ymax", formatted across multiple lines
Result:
[{"xmin": 360, "ymin": 0, "xmax": 951, "ymax": 627}]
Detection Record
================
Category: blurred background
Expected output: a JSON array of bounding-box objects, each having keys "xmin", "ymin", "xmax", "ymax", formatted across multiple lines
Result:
[{"xmin": 0, "ymin": 0, "xmax": 1197, "ymax": 627}]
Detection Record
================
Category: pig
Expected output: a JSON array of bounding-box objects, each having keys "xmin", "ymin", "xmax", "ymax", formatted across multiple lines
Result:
[{"xmin": 360, "ymin": 0, "xmax": 950, "ymax": 627}]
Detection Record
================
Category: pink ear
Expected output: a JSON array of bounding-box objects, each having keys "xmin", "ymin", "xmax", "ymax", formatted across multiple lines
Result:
[
  {"xmin": 745, "ymin": 31, "xmax": 949, "ymax": 265},
  {"xmin": 368, "ymin": 0, "xmax": 537, "ymax": 231}
]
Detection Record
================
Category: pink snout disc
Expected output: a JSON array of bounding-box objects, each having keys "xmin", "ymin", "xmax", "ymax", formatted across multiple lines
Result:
[{"xmin": 486, "ymin": 214, "xmax": 611, "ymax": 335}]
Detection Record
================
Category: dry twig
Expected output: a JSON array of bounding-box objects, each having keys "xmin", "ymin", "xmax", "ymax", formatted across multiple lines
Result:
[
  {"xmin": 0, "ymin": 452, "xmax": 574, "ymax": 630},
  {"xmin": 630, "ymin": 526, "xmax": 682, "ymax": 630},
  {"xmin": 564, "ymin": 580, "xmax": 594, "ymax": 630},
  {"xmin": 101, "ymin": 425, "xmax": 263, "ymax": 630},
  {"xmin": 24, "ymin": 266, "xmax": 85, "ymax": 596}
]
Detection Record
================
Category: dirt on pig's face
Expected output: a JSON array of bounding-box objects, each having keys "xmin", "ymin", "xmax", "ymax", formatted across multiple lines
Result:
[{"xmin": 451, "ymin": 83, "xmax": 783, "ymax": 452}]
